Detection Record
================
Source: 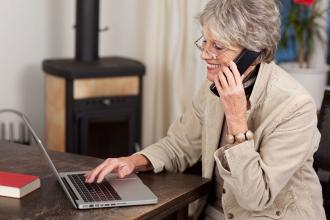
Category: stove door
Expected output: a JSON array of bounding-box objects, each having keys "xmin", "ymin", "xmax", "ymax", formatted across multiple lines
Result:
[{"xmin": 77, "ymin": 109, "xmax": 136, "ymax": 159}]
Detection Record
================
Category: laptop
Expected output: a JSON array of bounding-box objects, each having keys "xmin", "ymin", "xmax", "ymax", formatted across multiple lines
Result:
[{"xmin": 4, "ymin": 109, "xmax": 158, "ymax": 209}]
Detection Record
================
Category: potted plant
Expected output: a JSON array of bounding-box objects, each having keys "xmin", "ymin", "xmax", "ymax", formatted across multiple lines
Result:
[
  {"xmin": 279, "ymin": 0, "xmax": 329, "ymax": 107},
  {"xmin": 281, "ymin": 0, "xmax": 328, "ymax": 68}
]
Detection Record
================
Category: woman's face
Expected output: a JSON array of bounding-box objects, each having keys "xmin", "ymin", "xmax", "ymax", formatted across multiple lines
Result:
[{"xmin": 200, "ymin": 28, "xmax": 243, "ymax": 81}]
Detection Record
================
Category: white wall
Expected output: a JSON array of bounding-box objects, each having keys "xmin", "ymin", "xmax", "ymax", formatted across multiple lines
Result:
[{"xmin": 0, "ymin": 0, "xmax": 143, "ymax": 141}]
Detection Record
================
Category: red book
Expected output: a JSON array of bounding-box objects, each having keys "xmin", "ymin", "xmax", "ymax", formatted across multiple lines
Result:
[{"xmin": 0, "ymin": 171, "xmax": 40, "ymax": 198}]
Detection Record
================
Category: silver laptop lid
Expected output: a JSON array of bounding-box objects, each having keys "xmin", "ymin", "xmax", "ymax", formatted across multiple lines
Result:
[{"xmin": 0, "ymin": 109, "xmax": 77, "ymax": 207}]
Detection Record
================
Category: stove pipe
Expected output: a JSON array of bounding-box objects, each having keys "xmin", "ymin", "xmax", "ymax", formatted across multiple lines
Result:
[{"xmin": 75, "ymin": 0, "xmax": 99, "ymax": 62}]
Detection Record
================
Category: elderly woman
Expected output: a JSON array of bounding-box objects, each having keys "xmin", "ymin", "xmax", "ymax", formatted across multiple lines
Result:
[{"xmin": 85, "ymin": 0, "xmax": 326, "ymax": 219}]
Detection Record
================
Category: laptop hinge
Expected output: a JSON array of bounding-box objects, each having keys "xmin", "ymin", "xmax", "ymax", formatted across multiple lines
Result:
[{"xmin": 61, "ymin": 177, "xmax": 79, "ymax": 207}]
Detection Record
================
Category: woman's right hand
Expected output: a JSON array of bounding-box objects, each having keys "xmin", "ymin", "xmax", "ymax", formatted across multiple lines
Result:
[{"xmin": 84, "ymin": 154, "xmax": 151, "ymax": 183}]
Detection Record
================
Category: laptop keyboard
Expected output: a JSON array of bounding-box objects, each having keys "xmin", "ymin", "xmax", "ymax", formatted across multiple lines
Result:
[{"xmin": 68, "ymin": 174, "xmax": 121, "ymax": 202}]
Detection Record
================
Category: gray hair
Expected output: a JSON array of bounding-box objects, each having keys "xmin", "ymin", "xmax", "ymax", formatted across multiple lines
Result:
[{"xmin": 197, "ymin": 0, "xmax": 281, "ymax": 63}]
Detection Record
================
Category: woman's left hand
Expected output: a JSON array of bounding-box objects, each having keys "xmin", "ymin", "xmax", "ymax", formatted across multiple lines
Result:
[{"xmin": 213, "ymin": 61, "xmax": 248, "ymax": 135}]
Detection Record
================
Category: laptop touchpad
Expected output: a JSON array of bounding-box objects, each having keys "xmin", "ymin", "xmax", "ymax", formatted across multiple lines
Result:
[{"xmin": 105, "ymin": 173, "xmax": 155, "ymax": 200}]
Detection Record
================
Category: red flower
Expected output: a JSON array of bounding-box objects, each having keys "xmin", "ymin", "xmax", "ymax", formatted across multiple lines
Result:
[{"xmin": 293, "ymin": 0, "xmax": 314, "ymax": 6}]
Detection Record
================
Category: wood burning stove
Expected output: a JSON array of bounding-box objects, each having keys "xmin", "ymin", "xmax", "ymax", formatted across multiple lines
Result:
[{"xmin": 42, "ymin": 0, "xmax": 145, "ymax": 158}]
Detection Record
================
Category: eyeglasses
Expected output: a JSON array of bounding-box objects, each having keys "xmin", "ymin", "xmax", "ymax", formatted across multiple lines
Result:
[{"xmin": 194, "ymin": 36, "xmax": 228, "ymax": 59}]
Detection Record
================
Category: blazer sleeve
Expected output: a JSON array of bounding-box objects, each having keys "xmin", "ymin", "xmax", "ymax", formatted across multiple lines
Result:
[
  {"xmin": 135, "ymin": 82, "xmax": 207, "ymax": 173},
  {"xmin": 214, "ymin": 95, "xmax": 320, "ymax": 211}
]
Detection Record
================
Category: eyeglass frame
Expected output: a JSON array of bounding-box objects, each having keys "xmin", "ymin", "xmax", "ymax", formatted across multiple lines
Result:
[{"xmin": 194, "ymin": 35, "xmax": 229, "ymax": 59}]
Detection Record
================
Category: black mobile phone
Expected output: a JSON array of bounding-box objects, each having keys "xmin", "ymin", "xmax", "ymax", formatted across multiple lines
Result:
[{"xmin": 210, "ymin": 49, "xmax": 261, "ymax": 97}]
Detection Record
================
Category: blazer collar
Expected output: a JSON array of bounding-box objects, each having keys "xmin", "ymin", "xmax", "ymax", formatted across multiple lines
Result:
[
  {"xmin": 248, "ymin": 62, "xmax": 273, "ymax": 108},
  {"xmin": 203, "ymin": 83, "xmax": 225, "ymax": 178}
]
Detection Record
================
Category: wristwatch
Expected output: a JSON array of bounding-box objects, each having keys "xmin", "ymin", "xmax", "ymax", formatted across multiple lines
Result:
[{"xmin": 225, "ymin": 130, "xmax": 254, "ymax": 144}]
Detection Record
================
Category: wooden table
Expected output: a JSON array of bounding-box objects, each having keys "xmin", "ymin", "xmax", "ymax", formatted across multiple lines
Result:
[{"xmin": 0, "ymin": 142, "xmax": 211, "ymax": 220}]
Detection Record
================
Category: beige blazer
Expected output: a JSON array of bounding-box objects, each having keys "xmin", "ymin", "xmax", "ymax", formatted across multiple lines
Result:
[{"xmin": 138, "ymin": 62, "xmax": 326, "ymax": 220}]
